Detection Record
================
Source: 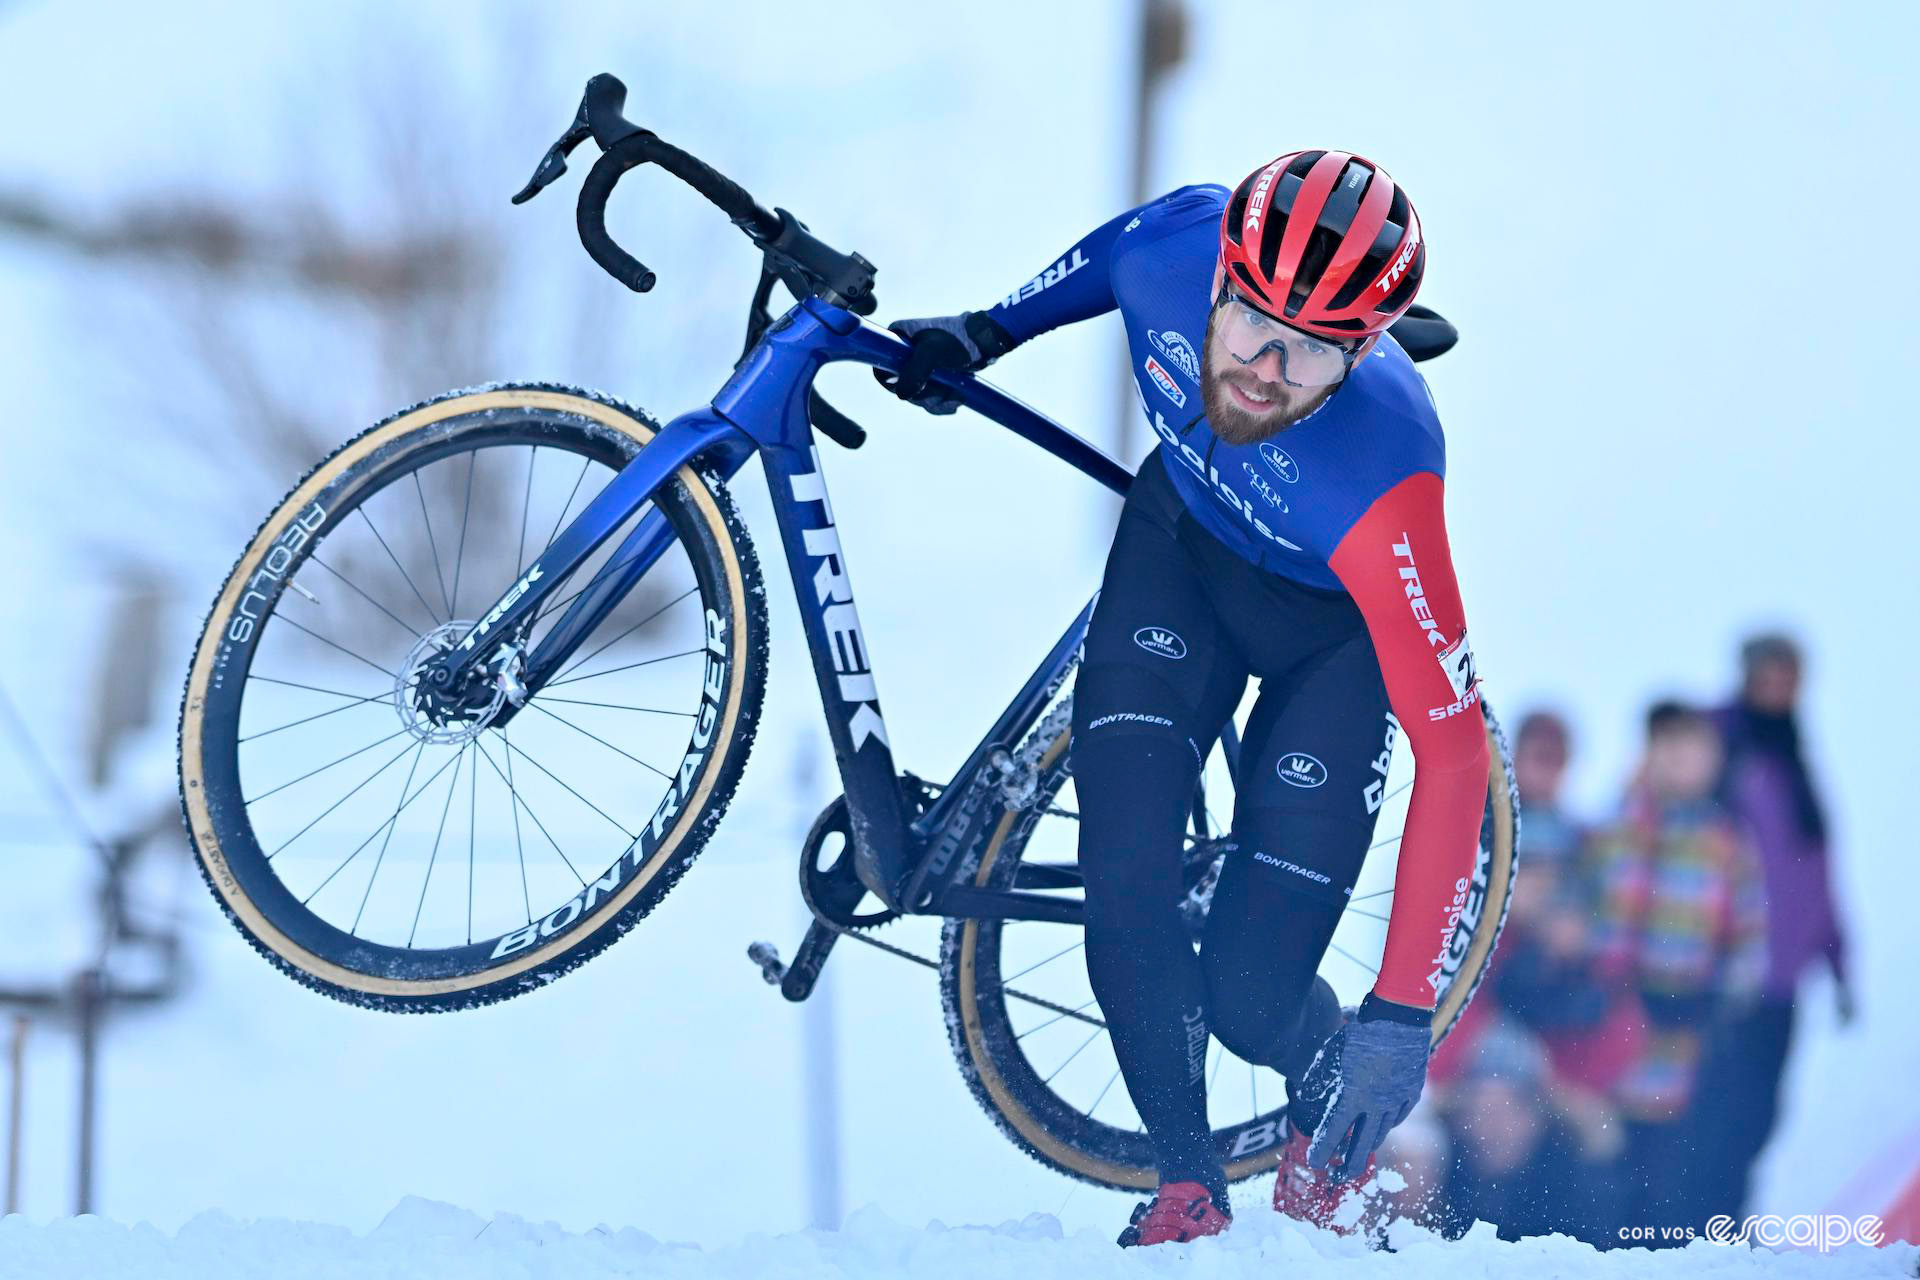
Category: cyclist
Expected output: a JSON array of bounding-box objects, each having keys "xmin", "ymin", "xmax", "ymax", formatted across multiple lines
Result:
[{"xmin": 881, "ymin": 151, "xmax": 1489, "ymax": 1246}]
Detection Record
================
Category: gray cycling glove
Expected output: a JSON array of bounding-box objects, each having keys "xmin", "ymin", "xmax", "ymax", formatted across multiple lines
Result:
[
  {"xmin": 1295, "ymin": 995, "xmax": 1432, "ymax": 1183},
  {"xmin": 876, "ymin": 311, "xmax": 1015, "ymax": 414}
]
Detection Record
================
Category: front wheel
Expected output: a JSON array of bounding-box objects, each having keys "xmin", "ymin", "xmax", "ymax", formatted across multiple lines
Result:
[
  {"xmin": 178, "ymin": 384, "xmax": 767, "ymax": 1011},
  {"xmin": 939, "ymin": 695, "xmax": 1518, "ymax": 1191}
]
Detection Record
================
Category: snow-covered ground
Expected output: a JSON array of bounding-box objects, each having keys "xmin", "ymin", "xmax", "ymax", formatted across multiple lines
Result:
[{"xmin": 4, "ymin": 1196, "xmax": 1914, "ymax": 1280}]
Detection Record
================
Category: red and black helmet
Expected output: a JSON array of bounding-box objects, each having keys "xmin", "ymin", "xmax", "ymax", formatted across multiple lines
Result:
[{"xmin": 1218, "ymin": 150, "xmax": 1424, "ymax": 340}]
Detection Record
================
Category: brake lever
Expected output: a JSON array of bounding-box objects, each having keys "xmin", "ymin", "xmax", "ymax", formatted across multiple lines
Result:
[{"xmin": 511, "ymin": 98, "xmax": 593, "ymax": 205}]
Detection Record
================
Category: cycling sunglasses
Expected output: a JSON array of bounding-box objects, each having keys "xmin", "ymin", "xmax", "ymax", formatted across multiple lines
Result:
[{"xmin": 1214, "ymin": 288, "xmax": 1363, "ymax": 388}]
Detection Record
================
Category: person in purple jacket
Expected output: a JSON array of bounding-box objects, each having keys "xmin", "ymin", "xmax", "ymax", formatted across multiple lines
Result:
[{"xmin": 1692, "ymin": 631, "xmax": 1853, "ymax": 1219}]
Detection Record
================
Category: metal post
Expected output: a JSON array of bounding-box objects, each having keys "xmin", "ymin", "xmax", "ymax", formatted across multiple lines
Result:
[
  {"xmin": 5, "ymin": 1015, "xmax": 24, "ymax": 1215},
  {"xmin": 1114, "ymin": 0, "xmax": 1189, "ymax": 467},
  {"xmin": 793, "ymin": 738, "xmax": 843, "ymax": 1229},
  {"xmin": 74, "ymin": 968, "xmax": 101, "ymax": 1215},
  {"xmin": 802, "ymin": 961, "xmax": 843, "ymax": 1229}
]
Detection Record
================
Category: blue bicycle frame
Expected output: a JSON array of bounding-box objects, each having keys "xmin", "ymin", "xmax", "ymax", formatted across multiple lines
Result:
[{"xmin": 428, "ymin": 294, "xmax": 1133, "ymax": 913}]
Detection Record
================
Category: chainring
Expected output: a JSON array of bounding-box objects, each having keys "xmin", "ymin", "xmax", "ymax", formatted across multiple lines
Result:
[{"xmin": 798, "ymin": 774, "xmax": 941, "ymax": 930}]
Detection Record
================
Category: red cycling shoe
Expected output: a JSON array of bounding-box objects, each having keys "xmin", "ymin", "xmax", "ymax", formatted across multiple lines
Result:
[
  {"xmin": 1117, "ymin": 1181, "xmax": 1232, "ymax": 1247},
  {"xmin": 1272, "ymin": 1119, "xmax": 1381, "ymax": 1237}
]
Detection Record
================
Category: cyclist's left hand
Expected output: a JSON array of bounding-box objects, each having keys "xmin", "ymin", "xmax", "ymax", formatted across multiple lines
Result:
[
  {"xmin": 1298, "ymin": 997, "xmax": 1432, "ymax": 1182},
  {"xmin": 875, "ymin": 312, "xmax": 1012, "ymax": 414}
]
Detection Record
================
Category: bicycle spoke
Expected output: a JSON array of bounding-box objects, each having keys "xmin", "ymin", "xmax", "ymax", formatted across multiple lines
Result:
[
  {"xmin": 1368, "ymin": 832, "xmax": 1404, "ymax": 851},
  {"xmin": 238, "ymin": 693, "xmax": 387, "ymax": 744},
  {"xmin": 1251, "ymin": 1064, "xmax": 1259, "ymax": 1119},
  {"xmin": 525, "ymin": 702, "xmax": 674, "ymax": 784},
  {"xmin": 487, "ymin": 733, "xmax": 533, "ymax": 924},
  {"xmin": 543, "ymin": 647, "xmax": 703, "ymax": 689},
  {"xmin": 467, "ymin": 736, "xmax": 479, "ymax": 944},
  {"xmin": 1016, "ymin": 994, "xmax": 1103, "ymax": 1043},
  {"xmin": 299, "ymin": 743, "xmax": 463, "ymax": 907},
  {"xmin": 1327, "ymin": 940, "xmax": 1380, "ymax": 978},
  {"xmin": 1344, "ymin": 907, "xmax": 1390, "ymax": 925},
  {"xmin": 268, "ymin": 614, "xmax": 397, "ymax": 681},
  {"xmin": 1086, "ymin": 1066, "xmax": 1125, "ymax": 1124},
  {"xmin": 516, "ymin": 446, "xmax": 536, "ymax": 577},
  {"xmin": 1207, "ymin": 1039, "xmax": 1224, "ymax": 1093},
  {"xmin": 359, "ymin": 507, "xmax": 443, "ymax": 626},
  {"xmin": 1349, "ymin": 886, "xmax": 1394, "ymax": 904},
  {"xmin": 1043, "ymin": 1023, "xmax": 1110, "ymax": 1086},
  {"xmin": 549, "ymin": 582, "xmax": 699, "ymax": 684},
  {"xmin": 412, "ymin": 471, "xmax": 454, "ymax": 619},
  {"xmin": 447, "ymin": 449, "xmax": 477, "ymax": 617},
  {"xmin": 408, "ymin": 746, "xmax": 467, "ymax": 946},
  {"xmin": 536, "ymin": 696, "xmax": 694, "ymax": 718},
  {"xmin": 246, "ymin": 726, "xmax": 411, "ymax": 807},
  {"xmin": 308, "ymin": 554, "xmax": 433, "ymax": 638},
  {"xmin": 350, "ymin": 741, "xmax": 429, "ymax": 934},
  {"xmin": 492, "ymin": 732, "xmax": 637, "ymax": 840},
  {"xmin": 541, "ymin": 455, "xmax": 592, "ymax": 555},
  {"xmin": 1001, "ymin": 939, "xmax": 1085, "ymax": 986},
  {"xmin": 248, "ymin": 673, "xmax": 383, "ymax": 701},
  {"xmin": 474, "ymin": 736, "xmax": 589, "ymax": 887},
  {"xmin": 266, "ymin": 738, "xmax": 425, "ymax": 863}
]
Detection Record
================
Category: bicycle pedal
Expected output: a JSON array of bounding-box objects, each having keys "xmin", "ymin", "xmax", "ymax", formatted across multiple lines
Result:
[{"xmin": 746, "ymin": 941, "xmax": 786, "ymax": 985}]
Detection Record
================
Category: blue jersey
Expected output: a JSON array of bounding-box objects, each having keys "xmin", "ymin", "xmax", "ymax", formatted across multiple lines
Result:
[
  {"xmin": 986, "ymin": 185, "xmax": 1447, "ymax": 593},
  {"xmin": 979, "ymin": 186, "xmax": 1489, "ymax": 1010}
]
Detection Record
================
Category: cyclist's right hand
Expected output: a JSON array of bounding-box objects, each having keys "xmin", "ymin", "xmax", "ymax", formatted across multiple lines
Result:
[{"xmin": 875, "ymin": 311, "xmax": 1014, "ymax": 414}]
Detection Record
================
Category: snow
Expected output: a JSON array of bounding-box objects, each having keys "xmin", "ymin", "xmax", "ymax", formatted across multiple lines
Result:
[{"xmin": 3, "ymin": 1196, "xmax": 1912, "ymax": 1280}]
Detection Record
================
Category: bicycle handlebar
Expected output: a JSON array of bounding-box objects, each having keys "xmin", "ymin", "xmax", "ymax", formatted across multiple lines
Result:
[{"xmin": 518, "ymin": 75, "xmax": 880, "ymax": 452}]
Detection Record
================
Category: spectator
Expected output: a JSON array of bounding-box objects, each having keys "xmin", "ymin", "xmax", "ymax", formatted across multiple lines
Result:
[
  {"xmin": 1425, "ymin": 1020, "xmax": 1621, "ymax": 1243},
  {"xmin": 1585, "ymin": 700, "xmax": 1767, "ymax": 1242},
  {"xmin": 1493, "ymin": 710, "xmax": 1611, "ymax": 1039},
  {"xmin": 1691, "ymin": 632, "xmax": 1853, "ymax": 1221}
]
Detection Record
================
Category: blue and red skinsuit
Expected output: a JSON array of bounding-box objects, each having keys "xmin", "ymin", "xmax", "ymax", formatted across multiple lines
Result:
[{"xmin": 989, "ymin": 185, "xmax": 1489, "ymax": 1010}]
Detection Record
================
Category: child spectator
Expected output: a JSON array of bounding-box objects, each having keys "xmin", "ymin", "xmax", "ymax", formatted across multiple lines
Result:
[{"xmin": 1585, "ymin": 700, "xmax": 1767, "ymax": 1240}]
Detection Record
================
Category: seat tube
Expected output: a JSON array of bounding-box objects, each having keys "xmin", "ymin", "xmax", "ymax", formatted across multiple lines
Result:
[{"xmin": 760, "ymin": 439, "xmax": 916, "ymax": 908}]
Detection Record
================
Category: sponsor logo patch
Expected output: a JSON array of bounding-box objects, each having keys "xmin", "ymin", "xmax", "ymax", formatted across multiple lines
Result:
[
  {"xmin": 1148, "ymin": 329, "xmax": 1200, "ymax": 381},
  {"xmin": 1253, "ymin": 850, "xmax": 1334, "ymax": 886},
  {"xmin": 1242, "ymin": 463, "xmax": 1288, "ymax": 512},
  {"xmin": 1000, "ymin": 246, "xmax": 1091, "ymax": 308},
  {"xmin": 1364, "ymin": 711, "xmax": 1402, "ymax": 814},
  {"xmin": 1087, "ymin": 711, "xmax": 1175, "ymax": 732},
  {"xmin": 1258, "ymin": 442, "xmax": 1300, "ymax": 484},
  {"xmin": 1276, "ymin": 752, "xmax": 1328, "ymax": 788},
  {"xmin": 1133, "ymin": 626, "xmax": 1187, "ymax": 660},
  {"xmin": 1144, "ymin": 355, "xmax": 1187, "ymax": 408}
]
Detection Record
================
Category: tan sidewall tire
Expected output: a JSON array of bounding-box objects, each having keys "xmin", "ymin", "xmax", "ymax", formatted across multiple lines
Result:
[
  {"xmin": 178, "ymin": 386, "xmax": 763, "ymax": 1009},
  {"xmin": 943, "ymin": 701, "xmax": 1518, "ymax": 1189}
]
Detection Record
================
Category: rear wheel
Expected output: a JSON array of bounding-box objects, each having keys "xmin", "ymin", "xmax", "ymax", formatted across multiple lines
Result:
[
  {"xmin": 178, "ymin": 384, "xmax": 767, "ymax": 1011},
  {"xmin": 939, "ymin": 695, "xmax": 1517, "ymax": 1190}
]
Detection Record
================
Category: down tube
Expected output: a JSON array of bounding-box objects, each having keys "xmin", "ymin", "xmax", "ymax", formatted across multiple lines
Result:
[{"xmin": 758, "ymin": 441, "xmax": 918, "ymax": 910}]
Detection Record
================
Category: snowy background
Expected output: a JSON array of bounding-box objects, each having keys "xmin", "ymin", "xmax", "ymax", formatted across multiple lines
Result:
[{"xmin": 0, "ymin": 0, "xmax": 1916, "ymax": 1262}]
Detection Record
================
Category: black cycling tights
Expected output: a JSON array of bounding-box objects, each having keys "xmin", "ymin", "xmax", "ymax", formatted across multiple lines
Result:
[{"xmin": 1071, "ymin": 455, "xmax": 1398, "ymax": 1201}]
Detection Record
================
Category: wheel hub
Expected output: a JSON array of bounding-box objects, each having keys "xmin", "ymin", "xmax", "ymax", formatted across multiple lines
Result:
[{"xmin": 395, "ymin": 620, "xmax": 525, "ymax": 744}]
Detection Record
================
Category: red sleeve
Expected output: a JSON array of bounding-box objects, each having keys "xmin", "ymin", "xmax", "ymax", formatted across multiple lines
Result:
[{"xmin": 1328, "ymin": 471, "xmax": 1490, "ymax": 1010}]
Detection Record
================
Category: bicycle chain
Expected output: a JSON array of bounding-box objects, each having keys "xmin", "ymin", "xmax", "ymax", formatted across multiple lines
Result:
[
  {"xmin": 830, "ymin": 924, "xmax": 1103, "ymax": 1029},
  {"xmin": 823, "ymin": 700, "xmax": 1103, "ymax": 1029}
]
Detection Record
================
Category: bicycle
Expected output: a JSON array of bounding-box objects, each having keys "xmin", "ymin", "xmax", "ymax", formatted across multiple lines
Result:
[{"xmin": 177, "ymin": 74, "xmax": 1519, "ymax": 1192}]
